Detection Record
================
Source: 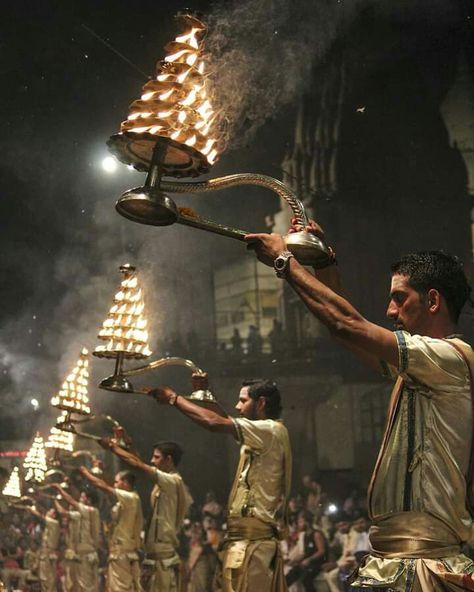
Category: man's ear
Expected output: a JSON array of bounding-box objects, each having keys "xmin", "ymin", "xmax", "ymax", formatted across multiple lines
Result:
[
  {"xmin": 257, "ymin": 396, "xmax": 266, "ymax": 413},
  {"xmin": 427, "ymin": 288, "xmax": 441, "ymax": 313}
]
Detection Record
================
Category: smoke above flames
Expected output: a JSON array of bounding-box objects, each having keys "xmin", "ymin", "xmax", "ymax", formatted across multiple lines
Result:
[
  {"xmin": 205, "ymin": 0, "xmax": 461, "ymax": 148},
  {"xmin": 206, "ymin": 0, "xmax": 348, "ymax": 148}
]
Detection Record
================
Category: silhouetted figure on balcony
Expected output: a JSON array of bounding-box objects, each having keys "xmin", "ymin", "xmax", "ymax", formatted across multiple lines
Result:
[
  {"xmin": 230, "ymin": 328, "xmax": 243, "ymax": 356},
  {"xmin": 246, "ymin": 325, "xmax": 262, "ymax": 356},
  {"xmin": 268, "ymin": 319, "xmax": 285, "ymax": 357}
]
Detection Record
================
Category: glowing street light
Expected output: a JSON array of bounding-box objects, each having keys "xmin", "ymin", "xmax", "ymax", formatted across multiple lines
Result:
[{"xmin": 102, "ymin": 156, "xmax": 118, "ymax": 173}]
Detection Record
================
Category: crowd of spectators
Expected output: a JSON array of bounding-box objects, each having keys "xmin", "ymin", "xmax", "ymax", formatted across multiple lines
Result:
[
  {"xmin": 0, "ymin": 474, "xmax": 370, "ymax": 592},
  {"xmin": 0, "ymin": 504, "xmax": 42, "ymax": 591},
  {"xmin": 179, "ymin": 478, "xmax": 371, "ymax": 592}
]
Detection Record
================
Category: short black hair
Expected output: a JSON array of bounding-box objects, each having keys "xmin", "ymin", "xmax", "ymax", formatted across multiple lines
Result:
[
  {"xmin": 241, "ymin": 379, "xmax": 282, "ymax": 419},
  {"xmin": 82, "ymin": 488, "xmax": 99, "ymax": 506},
  {"xmin": 153, "ymin": 441, "xmax": 183, "ymax": 466},
  {"xmin": 117, "ymin": 470, "xmax": 136, "ymax": 489},
  {"xmin": 391, "ymin": 250, "xmax": 471, "ymax": 323}
]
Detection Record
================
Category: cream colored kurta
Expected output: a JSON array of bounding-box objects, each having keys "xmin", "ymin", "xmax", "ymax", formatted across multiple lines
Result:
[
  {"xmin": 65, "ymin": 510, "xmax": 81, "ymax": 554},
  {"xmin": 77, "ymin": 502, "xmax": 100, "ymax": 553},
  {"xmin": 229, "ymin": 418, "xmax": 290, "ymax": 526},
  {"xmin": 352, "ymin": 333, "xmax": 474, "ymax": 591},
  {"xmin": 219, "ymin": 418, "xmax": 291, "ymax": 592},
  {"xmin": 142, "ymin": 469, "xmax": 190, "ymax": 592},
  {"xmin": 109, "ymin": 489, "xmax": 143, "ymax": 554},
  {"xmin": 64, "ymin": 510, "xmax": 81, "ymax": 592},
  {"xmin": 145, "ymin": 469, "xmax": 189, "ymax": 554},
  {"xmin": 39, "ymin": 516, "xmax": 60, "ymax": 592},
  {"xmin": 76, "ymin": 502, "xmax": 100, "ymax": 592},
  {"xmin": 107, "ymin": 489, "xmax": 143, "ymax": 592}
]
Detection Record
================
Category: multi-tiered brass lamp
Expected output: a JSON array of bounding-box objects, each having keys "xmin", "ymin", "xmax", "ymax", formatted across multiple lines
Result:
[
  {"xmin": 46, "ymin": 412, "xmax": 75, "ymax": 454},
  {"xmin": 23, "ymin": 433, "xmax": 48, "ymax": 484},
  {"xmin": 2, "ymin": 467, "xmax": 22, "ymax": 499},
  {"xmin": 94, "ymin": 263, "xmax": 216, "ymax": 403},
  {"xmin": 50, "ymin": 348, "xmax": 92, "ymax": 417},
  {"xmin": 49, "ymin": 350, "xmax": 131, "ymax": 445},
  {"xmin": 107, "ymin": 11, "xmax": 330, "ymax": 267}
]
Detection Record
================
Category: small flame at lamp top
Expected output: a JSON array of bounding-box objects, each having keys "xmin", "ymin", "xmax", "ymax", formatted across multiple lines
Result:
[
  {"xmin": 23, "ymin": 433, "xmax": 48, "ymax": 484},
  {"xmin": 118, "ymin": 12, "xmax": 221, "ymax": 168},
  {"xmin": 94, "ymin": 264, "xmax": 152, "ymax": 360},
  {"xmin": 50, "ymin": 348, "xmax": 91, "ymax": 416},
  {"xmin": 2, "ymin": 467, "xmax": 21, "ymax": 498}
]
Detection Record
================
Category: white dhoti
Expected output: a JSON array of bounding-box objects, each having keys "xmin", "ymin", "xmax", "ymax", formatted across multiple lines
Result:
[
  {"xmin": 107, "ymin": 552, "xmax": 142, "ymax": 592},
  {"xmin": 78, "ymin": 551, "xmax": 99, "ymax": 592},
  {"xmin": 39, "ymin": 553, "xmax": 57, "ymax": 592},
  {"xmin": 142, "ymin": 552, "xmax": 181, "ymax": 592},
  {"xmin": 63, "ymin": 552, "xmax": 80, "ymax": 592},
  {"xmin": 219, "ymin": 538, "xmax": 279, "ymax": 592}
]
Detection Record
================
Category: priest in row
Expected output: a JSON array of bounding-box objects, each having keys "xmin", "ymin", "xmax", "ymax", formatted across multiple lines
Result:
[
  {"xmin": 98, "ymin": 436, "xmax": 191, "ymax": 592},
  {"xmin": 148, "ymin": 377, "xmax": 292, "ymax": 592}
]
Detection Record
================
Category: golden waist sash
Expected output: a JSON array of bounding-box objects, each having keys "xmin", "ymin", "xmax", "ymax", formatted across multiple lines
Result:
[
  {"xmin": 370, "ymin": 512, "xmax": 462, "ymax": 559},
  {"xmin": 224, "ymin": 517, "xmax": 287, "ymax": 592},
  {"xmin": 227, "ymin": 517, "xmax": 277, "ymax": 542}
]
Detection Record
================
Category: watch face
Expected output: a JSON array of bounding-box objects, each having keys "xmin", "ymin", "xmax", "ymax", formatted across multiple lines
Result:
[{"xmin": 275, "ymin": 257, "xmax": 285, "ymax": 270}]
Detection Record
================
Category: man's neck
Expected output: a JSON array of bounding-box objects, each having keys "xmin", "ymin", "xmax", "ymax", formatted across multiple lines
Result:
[{"xmin": 422, "ymin": 319, "xmax": 457, "ymax": 339}]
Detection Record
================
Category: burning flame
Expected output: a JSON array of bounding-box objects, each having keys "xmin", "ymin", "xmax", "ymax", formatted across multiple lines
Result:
[
  {"xmin": 46, "ymin": 412, "xmax": 75, "ymax": 453},
  {"xmin": 120, "ymin": 13, "xmax": 220, "ymax": 166},
  {"xmin": 2, "ymin": 467, "xmax": 21, "ymax": 498},
  {"xmin": 23, "ymin": 433, "xmax": 48, "ymax": 484},
  {"xmin": 50, "ymin": 348, "xmax": 91, "ymax": 415},
  {"xmin": 94, "ymin": 265, "xmax": 152, "ymax": 360}
]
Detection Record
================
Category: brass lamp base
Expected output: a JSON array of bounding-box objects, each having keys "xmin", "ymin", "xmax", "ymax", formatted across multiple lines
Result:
[
  {"xmin": 116, "ymin": 186, "xmax": 178, "ymax": 226},
  {"xmin": 107, "ymin": 133, "xmax": 210, "ymax": 178},
  {"xmin": 99, "ymin": 373, "xmax": 135, "ymax": 394},
  {"xmin": 99, "ymin": 373, "xmax": 219, "ymax": 406},
  {"xmin": 285, "ymin": 231, "xmax": 331, "ymax": 267}
]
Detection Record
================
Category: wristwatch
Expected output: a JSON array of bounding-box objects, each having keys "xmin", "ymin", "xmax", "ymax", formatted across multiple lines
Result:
[
  {"xmin": 169, "ymin": 393, "xmax": 178, "ymax": 406},
  {"xmin": 274, "ymin": 251, "xmax": 294, "ymax": 278}
]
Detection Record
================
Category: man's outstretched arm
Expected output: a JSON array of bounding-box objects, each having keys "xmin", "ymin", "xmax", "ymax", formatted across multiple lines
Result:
[
  {"xmin": 146, "ymin": 380, "xmax": 236, "ymax": 436},
  {"xmin": 99, "ymin": 438, "xmax": 156, "ymax": 479},
  {"xmin": 54, "ymin": 498, "xmax": 69, "ymax": 515},
  {"xmin": 79, "ymin": 466, "xmax": 114, "ymax": 496},
  {"xmin": 245, "ymin": 232, "xmax": 399, "ymax": 369},
  {"xmin": 51, "ymin": 483, "xmax": 79, "ymax": 508}
]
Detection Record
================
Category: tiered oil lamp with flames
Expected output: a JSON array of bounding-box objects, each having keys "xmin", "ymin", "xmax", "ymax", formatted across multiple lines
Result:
[
  {"xmin": 50, "ymin": 347, "xmax": 92, "ymax": 437},
  {"xmin": 50, "ymin": 348, "xmax": 92, "ymax": 417},
  {"xmin": 46, "ymin": 412, "xmax": 75, "ymax": 454},
  {"xmin": 107, "ymin": 11, "xmax": 330, "ymax": 267},
  {"xmin": 23, "ymin": 433, "xmax": 48, "ymax": 484},
  {"xmin": 94, "ymin": 263, "xmax": 215, "ymax": 402},
  {"xmin": 50, "ymin": 350, "xmax": 130, "ymax": 446},
  {"xmin": 2, "ymin": 467, "xmax": 22, "ymax": 499}
]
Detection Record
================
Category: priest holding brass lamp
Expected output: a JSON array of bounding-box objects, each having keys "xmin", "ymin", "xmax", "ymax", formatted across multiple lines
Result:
[
  {"xmin": 147, "ymin": 374, "xmax": 291, "ymax": 592},
  {"xmin": 100, "ymin": 430, "xmax": 191, "ymax": 592}
]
